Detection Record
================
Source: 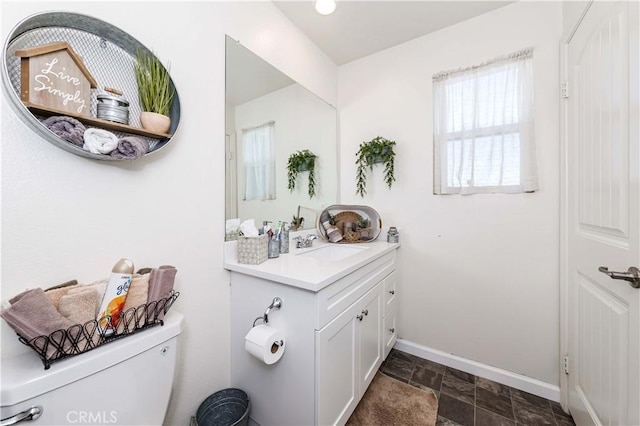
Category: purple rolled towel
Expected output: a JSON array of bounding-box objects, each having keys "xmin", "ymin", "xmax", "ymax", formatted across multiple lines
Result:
[
  {"xmin": 42, "ymin": 116, "xmax": 86, "ymax": 147},
  {"xmin": 1, "ymin": 288, "xmax": 79, "ymax": 358},
  {"xmin": 110, "ymin": 136, "xmax": 149, "ymax": 160},
  {"xmin": 147, "ymin": 265, "xmax": 177, "ymax": 321}
]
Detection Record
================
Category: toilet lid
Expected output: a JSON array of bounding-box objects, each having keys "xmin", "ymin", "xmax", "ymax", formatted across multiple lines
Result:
[{"xmin": 1, "ymin": 310, "xmax": 183, "ymax": 406}]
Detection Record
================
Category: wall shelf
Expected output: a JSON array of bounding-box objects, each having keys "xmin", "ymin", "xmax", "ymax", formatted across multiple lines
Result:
[
  {"xmin": 2, "ymin": 11, "xmax": 181, "ymax": 161},
  {"xmin": 25, "ymin": 103, "xmax": 173, "ymax": 139}
]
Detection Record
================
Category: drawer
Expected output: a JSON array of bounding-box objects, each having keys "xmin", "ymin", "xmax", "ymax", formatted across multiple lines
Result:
[
  {"xmin": 383, "ymin": 271, "xmax": 398, "ymax": 316},
  {"xmin": 316, "ymin": 251, "xmax": 395, "ymax": 329},
  {"xmin": 383, "ymin": 305, "xmax": 398, "ymax": 359}
]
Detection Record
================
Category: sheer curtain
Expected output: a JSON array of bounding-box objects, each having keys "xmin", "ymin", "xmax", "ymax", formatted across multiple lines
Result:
[
  {"xmin": 433, "ymin": 48, "xmax": 537, "ymax": 195},
  {"xmin": 243, "ymin": 121, "xmax": 276, "ymax": 201}
]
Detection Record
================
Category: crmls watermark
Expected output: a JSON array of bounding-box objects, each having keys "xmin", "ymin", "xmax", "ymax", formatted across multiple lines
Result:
[{"xmin": 66, "ymin": 411, "xmax": 118, "ymax": 424}]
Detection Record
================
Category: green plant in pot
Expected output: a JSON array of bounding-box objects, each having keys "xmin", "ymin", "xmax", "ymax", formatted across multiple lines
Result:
[
  {"xmin": 287, "ymin": 149, "xmax": 317, "ymax": 198},
  {"xmin": 134, "ymin": 49, "xmax": 174, "ymax": 134},
  {"xmin": 355, "ymin": 136, "xmax": 396, "ymax": 197}
]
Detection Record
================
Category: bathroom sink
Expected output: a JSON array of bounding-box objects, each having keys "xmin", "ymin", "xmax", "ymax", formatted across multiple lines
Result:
[{"xmin": 295, "ymin": 244, "xmax": 369, "ymax": 262}]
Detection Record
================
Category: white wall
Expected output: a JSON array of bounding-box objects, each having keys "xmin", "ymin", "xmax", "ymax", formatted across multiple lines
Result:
[
  {"xmin": 0, "ymin": 2, "xmax": 336, "ymax": 424},
  {"xmin": 235, "ymin": 83, "xmax": 338, "ymax": 226},
  {"xmin": 338, "ymin": 1, "xmax": 562, "ymax": 385}
]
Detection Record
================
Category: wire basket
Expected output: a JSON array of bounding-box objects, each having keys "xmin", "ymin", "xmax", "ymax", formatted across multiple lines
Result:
[{"xmin": 17, "ymin": 291, "xmax": 179, "ymax": 369}]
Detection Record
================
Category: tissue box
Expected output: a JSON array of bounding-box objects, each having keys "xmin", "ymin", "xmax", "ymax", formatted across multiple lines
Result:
[{"xmin": 237, "ymin": 235, "xmax": 268, "ymax": 265}]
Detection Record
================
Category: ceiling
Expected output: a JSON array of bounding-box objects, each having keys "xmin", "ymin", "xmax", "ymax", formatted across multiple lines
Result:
[
  {"xmin": 273, "ymin": 1, "xmax": 515, "ymax": 65},
  {"xmin": 226, "ymin": 36, "xmax": 295, "ymax": 106}
]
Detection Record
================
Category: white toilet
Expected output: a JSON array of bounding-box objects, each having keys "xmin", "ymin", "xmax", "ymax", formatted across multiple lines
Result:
[{"xmin": 1, "ymin": 310, "xmax": 184, "ymax": 425}]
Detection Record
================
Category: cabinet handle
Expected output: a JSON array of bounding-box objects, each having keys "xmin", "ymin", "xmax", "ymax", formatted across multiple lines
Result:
[
  {"xmin": 389, "ymin": 328, "xmax": 395, "ymax": 333},
  {"xmin": 356, "ymin": 314, "xmax": 363, "ymax": 321},
  {"xmin": 389, "ymin": 290, "xmax": 395, "ymax": 295},
  {"xmin": 362, "ymin": 309, "xmax": 368, "ymax": 316}
]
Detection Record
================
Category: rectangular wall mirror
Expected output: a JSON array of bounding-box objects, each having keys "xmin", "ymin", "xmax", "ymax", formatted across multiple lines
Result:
[{"xmin": 225, "ymin": 35, "xmax": 338, "ymax": 240}]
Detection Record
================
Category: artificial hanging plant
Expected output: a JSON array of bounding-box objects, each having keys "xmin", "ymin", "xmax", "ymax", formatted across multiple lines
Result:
[
  {"xmin": 287, "ymin": 149, "xmax": 317, "ymax": 198},
  {"xmin": 355, "ymin": 136, "xmax": 396, "ymax": 197}
]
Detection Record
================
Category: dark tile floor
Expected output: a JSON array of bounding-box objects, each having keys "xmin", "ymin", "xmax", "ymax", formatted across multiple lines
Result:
[{"xmin": 380, "ymin": 349, "xmax": 576, "ymax": 426}]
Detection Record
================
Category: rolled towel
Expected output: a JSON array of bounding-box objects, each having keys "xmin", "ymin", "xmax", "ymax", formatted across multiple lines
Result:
[
  {"xmin": 110, "ymin": 136, "xmax": 149, "ymax": 160},
  {"xmin": 68, "ymin": 279, "xmax": 108, "ymax": 317},
  {"xmin": 42, "ymin": 116, "xmax": 86, "ymax": 147},
  {"xmin": 123, "ymin": 273, "xmax": 150, "ymax": 312},
  {"xmin": 59, "ymin": 288, "xmax": 98, "ymax": 325},
  {"xmin": 147, "ymin": 265, "xmax": 177, "ymax": 321},
  {"xmin": 44, "ymin": 280, "xmax": 78, "ymax": 310},
  {"xmin": 1, "ymin": 288, "xmax": 78, "ymax": 358},
  {"xmin": 83, "ymin": 128, "xmax": 119, "ymax": 154},
  {"xmin": 117, "ymin": 273, "xmax": 151, "ymax": 332}
]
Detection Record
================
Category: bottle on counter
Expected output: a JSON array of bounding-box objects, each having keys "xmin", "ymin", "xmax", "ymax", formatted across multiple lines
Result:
[
  {"xmin": 97, "ymin": 258, "xmax": 134, "ymax": 335},
  {"xmin": 279, "ymin": 222, "xmax": 290, "ymax": 254}
]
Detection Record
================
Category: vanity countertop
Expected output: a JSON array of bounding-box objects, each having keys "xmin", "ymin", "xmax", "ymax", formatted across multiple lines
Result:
[{"xmin": 224, "ymin": 236, "xmax": 400, "ymax": 292}]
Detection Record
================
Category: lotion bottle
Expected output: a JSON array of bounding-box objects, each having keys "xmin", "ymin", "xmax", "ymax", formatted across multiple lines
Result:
[{"xmin": 97, "ymin": 258, "xmax": 134, "ymax": 335}]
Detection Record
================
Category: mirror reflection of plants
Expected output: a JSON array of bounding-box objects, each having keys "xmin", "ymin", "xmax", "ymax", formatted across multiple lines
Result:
[
  {"xmin": 355, "ymin": 136, "xmax": 396, "ymax": 197},
  {"xmin": 291, "ymin": 215, "xmax": 305, "ymax": 231},
  {"xmin": 287, "ymin": 150, "xmax": 317, "ymax": 198}
]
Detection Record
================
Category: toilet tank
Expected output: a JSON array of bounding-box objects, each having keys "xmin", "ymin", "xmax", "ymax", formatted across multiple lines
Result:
[{"xmin": 1, "ymin": 310, "xmax": 184, "ymax": 425}]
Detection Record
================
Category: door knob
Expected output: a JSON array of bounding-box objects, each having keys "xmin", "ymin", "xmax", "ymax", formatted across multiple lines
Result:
[
  {"xmin": 389, "ymin": 290, "xmax": 395, "ymax": 295},
  {"xmin": 356, "ymin": 314, "xmax": 363, "ymax": 321},
  {"xmin": 362, "ymin": 309, "xmax": 368, "ymax": 316},
  {"xmin": 598, "ymin": 266, "xmax": 640, "ymax": 289}
]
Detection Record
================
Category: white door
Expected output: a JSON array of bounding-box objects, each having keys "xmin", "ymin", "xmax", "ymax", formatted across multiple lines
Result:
[{"xmin": 566, "ymin": 2, "xmax": 639, "ymax": 425}]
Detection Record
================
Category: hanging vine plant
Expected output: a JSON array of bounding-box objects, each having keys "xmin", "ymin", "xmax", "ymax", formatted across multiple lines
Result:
[
  {"xmin": 355, "ymin": 136, "xmax": 396, "ymax": 197},
  {"xmin": 287, "ymin": 149, "xmax": 317, "ymax": 198}
]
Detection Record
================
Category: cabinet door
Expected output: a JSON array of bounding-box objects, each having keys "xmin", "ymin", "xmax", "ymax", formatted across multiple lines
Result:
[
  {"xmin": 383, "ymin": 305, "xmax": 398, "ymax": 359},
  {"xmin": 383, "ymin": 271, "xmax": 398, "ymax": 316},
  {"xmin": 316, "ymin": 302, "xmax": 360, "ymax": 426},
  {"xmin": 358, "ymin": 284, "xmax": 383, "ymax": 394}
]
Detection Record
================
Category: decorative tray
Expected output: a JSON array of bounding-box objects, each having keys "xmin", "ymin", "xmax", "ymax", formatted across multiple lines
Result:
[
  {"xmin": 17, "ymin": 290, "xmax": 179, "ymax": 369},
  {"xmin": 316, "ymin": 204, "xmax": 382, "ymax": 243}
]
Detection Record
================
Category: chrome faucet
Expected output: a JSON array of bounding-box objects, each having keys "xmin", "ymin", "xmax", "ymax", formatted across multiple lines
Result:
[{"xmin": 293, "ymin": 234, "xmax": 318, "ymax": 249}]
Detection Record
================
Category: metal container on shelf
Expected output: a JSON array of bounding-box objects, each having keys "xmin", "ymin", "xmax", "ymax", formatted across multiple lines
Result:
[{"xmin": 97, "ymin": 92, "xmax": 129, "ymax": 124}]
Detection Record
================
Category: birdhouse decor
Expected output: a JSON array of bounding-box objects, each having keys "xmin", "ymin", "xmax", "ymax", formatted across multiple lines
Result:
[{"xmin": 15, "ymin": 41, "xmax": 98, "ymax": 117}]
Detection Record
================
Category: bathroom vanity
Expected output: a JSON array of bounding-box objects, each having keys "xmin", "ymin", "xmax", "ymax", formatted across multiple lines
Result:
[{"xmin": 225, "ymin": 236, "xmax": 399, "ymax": 426}]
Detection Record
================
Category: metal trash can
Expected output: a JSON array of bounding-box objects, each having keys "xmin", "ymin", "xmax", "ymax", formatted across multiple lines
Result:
[{"xmin": 193, "ymin": 388, "xmax": 250, "ymax": 426}]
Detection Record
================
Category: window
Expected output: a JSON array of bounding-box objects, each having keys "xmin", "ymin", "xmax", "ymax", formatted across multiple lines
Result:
[
  {"xmin": 243, "ymin": 121, "xmax": 276, "ymax": 201},
  {"xmin": 433, "ymin": 48, "xmax": 537, "ymax": 195}
]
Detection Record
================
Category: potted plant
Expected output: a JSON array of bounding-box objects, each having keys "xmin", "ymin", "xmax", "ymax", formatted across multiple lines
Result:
[
  {"xmin": 355, "ymin": 136, "xmax": 397, "ymax": 197},
  {"xmin": 291, "ymin": 215, "xmax": 304, "ymax": 231},
  {"xmin": 287, "ymin": 149, "xmax": 317, "ymax": 198},
  {"xmin": 134, "ymin": 49, "xmax": 174, "ymax": 133}
]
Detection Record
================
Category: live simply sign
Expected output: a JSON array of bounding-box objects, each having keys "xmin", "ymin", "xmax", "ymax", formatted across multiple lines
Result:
[{"xmin": 16, "ymin": 41, "xmax": 98, "ymax": 117}]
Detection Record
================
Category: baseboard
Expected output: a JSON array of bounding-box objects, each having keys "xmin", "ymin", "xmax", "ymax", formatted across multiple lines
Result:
[{"xmin": 394, "ymin": 339, "xmax": 560, "ymax": 402}]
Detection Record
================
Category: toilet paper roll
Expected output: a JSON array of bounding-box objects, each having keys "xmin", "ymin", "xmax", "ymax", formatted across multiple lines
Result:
[{"xmin": 245, "ymin": 324, "xmax": 285, "ymax": 365}]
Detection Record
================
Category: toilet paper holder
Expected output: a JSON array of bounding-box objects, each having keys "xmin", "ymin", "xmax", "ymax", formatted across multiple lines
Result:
[{"xmin": 252, "ymin": 297, "xmax": 283, "ymax": 327}]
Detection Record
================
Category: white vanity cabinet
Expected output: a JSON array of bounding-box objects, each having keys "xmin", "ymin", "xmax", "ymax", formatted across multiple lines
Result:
[{"xmin": 227, "ymin": 243, "xmax": 398, "ymax": 426}]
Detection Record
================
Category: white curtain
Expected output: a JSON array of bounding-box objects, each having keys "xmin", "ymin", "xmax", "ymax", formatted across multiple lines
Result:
[
  {"xmin": 433, "ymin": 48, "xmax": 537, "ymax": 195},
  {"xmin": 243, "ymin": 121, "xmax": 276, "ymax": 201}
]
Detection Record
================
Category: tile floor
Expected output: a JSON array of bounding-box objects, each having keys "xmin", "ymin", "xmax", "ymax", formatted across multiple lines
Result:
[{"xmin": 380, "ymin": 349, "xmax": 576, "ymax": 426}]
